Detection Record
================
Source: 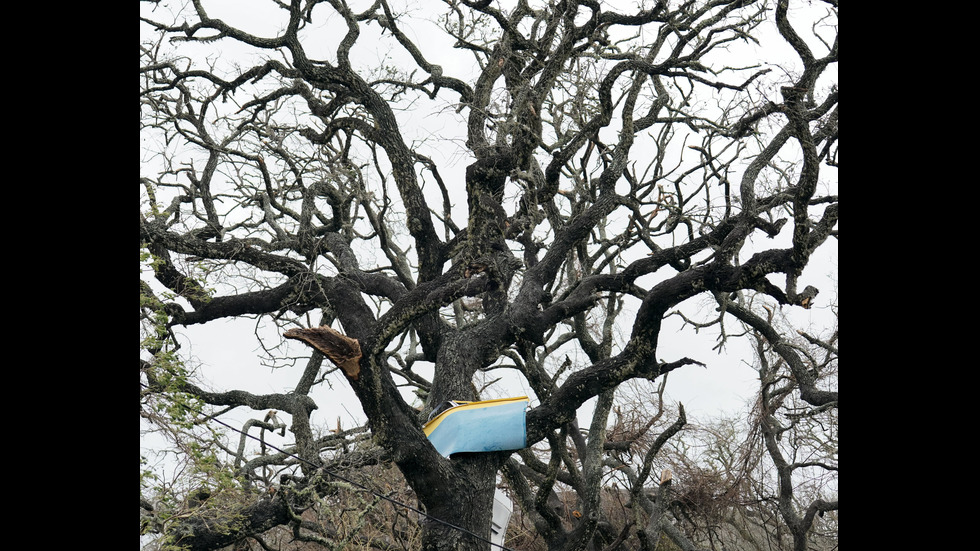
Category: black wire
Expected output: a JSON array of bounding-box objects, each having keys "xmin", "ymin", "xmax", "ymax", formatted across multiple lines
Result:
[{"xmin": 146, "ymin": 390, "xmax": 515, "ymax": 551}]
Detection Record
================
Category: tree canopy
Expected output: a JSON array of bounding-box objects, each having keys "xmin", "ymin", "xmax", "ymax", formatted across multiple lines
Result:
[{"xmin": 140, "ymin": 0, "xmax": 837, "ymax": 550}]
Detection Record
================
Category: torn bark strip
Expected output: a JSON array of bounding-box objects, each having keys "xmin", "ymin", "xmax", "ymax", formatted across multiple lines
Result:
[{"xmin": 284, "ymin": 326, "xmax": 362, "ymax": 380}]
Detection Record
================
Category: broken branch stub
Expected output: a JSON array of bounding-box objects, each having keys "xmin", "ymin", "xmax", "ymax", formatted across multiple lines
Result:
[{"xmin": 284, "ymin": 326, "xmax": 362, "ymax": 380}]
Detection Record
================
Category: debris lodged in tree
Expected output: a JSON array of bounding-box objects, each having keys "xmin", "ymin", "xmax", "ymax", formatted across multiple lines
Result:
[{"xmin": 285, "ymin": 326, "xmax": 362, "ymax": 380}]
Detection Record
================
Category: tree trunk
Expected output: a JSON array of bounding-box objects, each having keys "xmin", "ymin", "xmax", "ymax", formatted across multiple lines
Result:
[{"xmin": 416, "ymin": 454, "xmax": 501, "ymax": 551}]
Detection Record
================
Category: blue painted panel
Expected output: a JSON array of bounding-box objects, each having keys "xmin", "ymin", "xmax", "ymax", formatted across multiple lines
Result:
[{"xmin": 424, "ymin": 399, "xmax": 528, "ymax": 457}]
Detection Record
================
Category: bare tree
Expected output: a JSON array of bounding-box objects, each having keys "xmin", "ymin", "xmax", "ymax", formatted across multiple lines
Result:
[
  {"xmin": 728, "ymin": 298, "xmax": 838, "ymax": 551},
  {"xmin": 140, "ymin": 0, "xmax": 837, "ymax": 550}
]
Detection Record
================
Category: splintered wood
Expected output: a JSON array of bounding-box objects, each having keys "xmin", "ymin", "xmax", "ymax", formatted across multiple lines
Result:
[{"xmin": 284, "ymin": 326, "xmax": 362, "ymax": 380}]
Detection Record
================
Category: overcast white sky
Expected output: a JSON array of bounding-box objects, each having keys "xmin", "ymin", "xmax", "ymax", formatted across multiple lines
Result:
[{"xmin": 143, "ymin": 0, "xmax": 838, "ymax": 453}]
